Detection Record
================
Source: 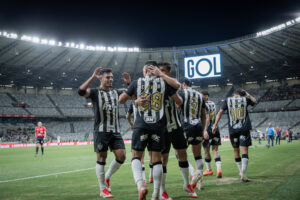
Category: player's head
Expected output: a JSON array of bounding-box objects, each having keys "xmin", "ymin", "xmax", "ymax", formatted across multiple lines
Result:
[
  {"xmin": 158, "ymin": 62, "xmax": 171, "ymax": 76},
  {"xmin": 37, "ymin": 122, "xmax": 42, "ymax": 127},
  {"xmin": 181, "ymin": 78, "xmax": 192, "ymax": 89},
  {"xmin": 99, "ymin": 68, "xmax": 113, "ymax": 88},
  {"xmin": 143, "ymin": 60, "xmax": 158, "ymax": 76},
  {"xmin": 202, "ymin": 90, "xmax": 209, "ymax": 102},
  {"xmin": 268, "ymin": 122, "xmax": 272, "ymax": 127},
  {"xmin": 234, "ymin": 88, "xmax": 246, "ymax": 97}
]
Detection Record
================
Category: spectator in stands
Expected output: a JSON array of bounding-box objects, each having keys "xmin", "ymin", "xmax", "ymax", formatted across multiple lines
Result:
[
  {"xmin": 265, "ymin": 123, "xmax": 275, "ymax": 147},
  {"xmin": 275, "ymin": 126, "xmax": 282, "ymax": 145}
]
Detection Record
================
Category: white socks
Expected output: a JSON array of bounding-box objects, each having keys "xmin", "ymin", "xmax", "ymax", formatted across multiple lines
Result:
[
  {"xmin": 188, "ymin": 159, "xmax": 195, "ymax": 176},
  {"xmin": 132, "ymin": 158, "xmax": 144, "ymax": 191},
  {"xmin": 160, "ymin": 166, "xmax": 167, "ymax": 194},
  {"xmin": 152, "ymin": 163, "xmax": 163, "ymax": 198},
  {"xmin": 215, "ymin": 157, "xmax": 222, "ymax": 171},
  {"xmin": 105, "ymin": 159, "xmax": 123, "ymax": 180},
  {"xmin": 96, "ymin": 161, "xmax": 106, "ymax": 191},
  {"xmin": 142, "ymin": 164, "xmax": 146, "ymax": 181},
  {"xmin": 195, "ymin": 156, "xmax": 204, "ymax": 175},
  {"xmin": 179, "ymin": 161, "xmax": 190, "ymax": 187},
  {"xmin": 205, "ymin": 158, "xmax": 212, "ymax": 171},
  {"xmin": 242, "ymin": 154, "xmax": 249, "ymax": 177},
  {"xmin": 235, "ymin": 158, "xmax": 242, "ymax": 175}
]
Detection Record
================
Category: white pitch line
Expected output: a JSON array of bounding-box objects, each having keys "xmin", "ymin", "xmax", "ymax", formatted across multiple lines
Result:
[{"xmin": 0, "ymin": 145, "xmax": 261, "ymax": 184}]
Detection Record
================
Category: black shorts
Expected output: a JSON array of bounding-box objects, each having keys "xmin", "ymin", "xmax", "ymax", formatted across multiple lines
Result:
[
  {"xmin": 162, "ymin": 128, "xmax": 188, "ymax": 154},
  {"xmin": 94, "ymin": 132, "xmax": 125, "ymax": 152},
  {"xmin": 203, "ymin": 129, "xmax": 221, "ymax": 148},
  {"xmin": 132, "ymin": 128, "xmax": 164, "ymax": 152},
  {"xmin": 183, "ymin": 123, "xmax": 203, "ymax": 145},
  {"xmin": 230, "ymin": 130, "xmax": 252, "ymax": 148},
  {"xmin": 36, "ymin": 137, "xmax": 44, "ymax": 145}
]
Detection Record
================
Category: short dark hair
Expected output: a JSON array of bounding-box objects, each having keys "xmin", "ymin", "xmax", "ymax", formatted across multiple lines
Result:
[
  {"xmin": 201, "ymin": 90, "xmax": 209, "ymax": 96},
  {"xmin": 99, "ymin": 68, "xmax": 112, "ymax": 75},
  {"xmin": 235, "ymin": 88, "xmax": 246, "ymax": 96},
  {"xmin": 182, "ymin": 78, "xmax": 192, "ymax": 87},
  {"xmin": 144, "ymin": 60, "xmax": 158, "ymax": 67},
  {"xmin": 158, "ymin": 62, "xmax": 171, "ymax": 71}
]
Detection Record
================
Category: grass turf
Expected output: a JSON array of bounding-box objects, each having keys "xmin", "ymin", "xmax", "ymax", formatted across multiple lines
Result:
[{"xmin": 0, "ymin": 140, "xmax": 299, "ymax": 200}]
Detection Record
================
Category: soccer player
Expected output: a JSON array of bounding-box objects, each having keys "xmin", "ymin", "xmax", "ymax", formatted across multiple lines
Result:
[
  {"xmin": 78, "ymin": 67, "xmax": 127, "ymax": 198},
  {"xmin": 178, "ymin": 78, "xmax": 207, "ymax": 190},
  {"xmin": 157, "ymin": 62, "xmax": 197, "ymax": 199},
  {"xmin": 201, "ymin": 91, "xmax": 222, "ymax": 178},
  {"xmin": 119, "ymin": 61, "xmax": 183, "ymax": 200},
  {"xmin": 212, "ymin": 89, "xmax": 257, "ymax": 182},
  {"xmin": 126, "ymin": 102, "xmax": 147, "ymax": 185},
  {"xmin": 35, "ymin": 121, "xmax": 46, "ymax": 156},
  {"xmin": 266, "ymin": 123, "xmax": 275, "ymax": 147},
  {"xmin": 275, "ymin": 126, "xmax": 282, "ymax": 145}
]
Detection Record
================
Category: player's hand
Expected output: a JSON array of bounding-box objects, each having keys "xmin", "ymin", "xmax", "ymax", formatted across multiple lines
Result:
[
  {"xmin": 212, "ymin": 124, "xmax": 217, "ymax": 134},
  {"xmin": 92, "ymin": 67, "xmax": 102, "ymax": 80},
  {"xmin": 204, "ymin": 130, "xmax": 209, "ymax": 140},
  {"xmin": 122, "ymin": 72, "xmax": 131, "ymax": 84},
  {"xmin": 135, "ymin": 96, "xmax": 149, "ymax": 107},
  {"xmin": 130, "ymin": 125, "xmax": 134, "ymax": 130},
  {"xmin": 148, "ymin": 66, "xmax": 163, "ymax": 77}
]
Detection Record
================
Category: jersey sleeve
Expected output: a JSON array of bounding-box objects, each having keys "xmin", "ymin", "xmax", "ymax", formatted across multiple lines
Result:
[
  {"xmin": 125, "ymin": 80, "xmax": 137, "ymax": 97},
  {"xmin": 220, "ymin": 99, "xmax": 228, "ymax": 111},
  {"xmin": 165, "ymin": 82, "xmax": 177, "ymax": 97},
  {"xmin": 88, "ymin": 89, "xmax": 98, "ymax": 102},
  {"xmin": 246, "ymin": 97, "xmax": 255, "ymax": 106}
]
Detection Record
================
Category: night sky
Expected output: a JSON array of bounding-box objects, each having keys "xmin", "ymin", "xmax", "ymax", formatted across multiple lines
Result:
[{"xmin": 0, "ymin": 0, "xmax": 299, "ymax": 48}]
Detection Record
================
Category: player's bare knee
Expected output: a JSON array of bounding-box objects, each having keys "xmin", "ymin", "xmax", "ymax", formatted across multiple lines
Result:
[{"xmin": 176, "ymin": 149, "xmax": 187, "ymax": 161}]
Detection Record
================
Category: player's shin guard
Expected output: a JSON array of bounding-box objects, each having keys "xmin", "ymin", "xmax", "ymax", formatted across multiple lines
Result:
[
  {"xmin": 179, "ymin": 161, "xmax": 189, "ymax": 187},
  {"xmin": 160, "ymin": 166, "xmax": 167, "ymax": 194},
  {"xmin": 152, "ymin": 161, "xmax": 163, "ymax": 198},
  {"xmin": 241, "ymin": 154, "xmax": 249, "ymax": 177},
  {"xmin": 205, "ymin": 158, "xmax": 212, "ymax": 171},
  {"xmin": 105, "ymin": 159, "xmax": 124, "ymax": 180},
  {"xmin": 235, "ymin": 157, "xmax": 242, "ymax": 175},
  {"xmin": 96, "ymin": 161, "xmax": 106, "ymax": 191},
  {"xmin": 215, "ymin": 157, "xmax": 222, "ymax": 171},
  {"xmin": 131, "ymin": 157, "xmax": 144, "ymax": 191},
  {"xmin": 195, "ymin": 156, "xmax": 204, "ymax": 175}
]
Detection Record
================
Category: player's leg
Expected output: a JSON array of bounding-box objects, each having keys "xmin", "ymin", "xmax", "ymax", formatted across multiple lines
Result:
[
  {"xmin": 271, "ymin": 136, "xmax": 274, "ymax": 146},
  {"xmin": 105, "ymin": 133, "xmax": 126, "ymax": 192},
  {"xmin": 191, "ymin": 143, "xmax": 204, "ymax": 189},
  {"xmin": 148, "ymin": 150, "xmax": 153, "ymax": 183},
  {"xmin": 212, "ymin": 145, "xmax": 222, "ymax": 178},
  {"xmin": 150, "ymin": 150, "xmax": 163, "ymax": 200},
  {"xmin": 141, "ymin": 152, "xmax": 146, "ymax": 184},
  {"xmin": 230, "ymin": 133, "xmax": 242, "ymax": 176},
  {"xmin": 203, "ymin": 142, "xmax": 213, "ymax": 176},
  {"xmin": 131, "ymin": 128, "xmax": 148, "ymax": 200},
  {"xmin": 35, "ymin": 142, "xmax": 40, "ymax": 156},
  {"xmin": 240, "ymin": 131, "xmax": 252, "ymax": 182},
  {"xmin": 41, "ymin": 138, "xmax": 44, "ymax": 155}
]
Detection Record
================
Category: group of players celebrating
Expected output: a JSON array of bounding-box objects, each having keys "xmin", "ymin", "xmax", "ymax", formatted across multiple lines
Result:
[{"xmin": 78, "ymin": 61, "xmax": 257, "ymax": 200}]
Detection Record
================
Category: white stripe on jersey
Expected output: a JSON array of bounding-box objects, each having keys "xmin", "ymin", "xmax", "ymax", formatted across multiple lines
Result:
[{"xmin": 98, "ymin": 90, "xmax": 104, "ymax": 132}]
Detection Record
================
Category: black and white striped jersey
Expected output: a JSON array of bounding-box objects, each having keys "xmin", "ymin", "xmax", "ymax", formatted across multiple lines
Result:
[
  {"xmin": 178, "ymin": 88, "xmax": 206, "ymax": 126},
  {"xmin": 126, "ymin": 76, "xmax": 177, "ymax": 130},
  {"xmin": 165, "ymin": 96, "xmax": 181, "ymax": 133},
  {"xmin": 220, "ymin": 96, "xmax": 255, "ymax": 134},
  {"xmin": 205, "ymin": 100, "xmax": 217, "ymax": 128},
  {"xmin": 89, "ymin": 89, "xmax": 121, "ymax": 133}
]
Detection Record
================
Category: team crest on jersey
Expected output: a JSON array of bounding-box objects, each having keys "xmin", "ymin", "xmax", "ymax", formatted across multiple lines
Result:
[{"xmin": 151, "ymin": 134, "xmax": 160, "ymax": 142}]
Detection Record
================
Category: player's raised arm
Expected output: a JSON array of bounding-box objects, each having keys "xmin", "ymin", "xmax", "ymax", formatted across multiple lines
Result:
[
  {"xmin": 245, "ymin": 91, "xmax": 258, "ymax": 105},
  {"xmin": 119, "ymin": 80, "xmax": 137, "ymax": 104},
  {"xmin": 149, "ymin": 66, "xmax": 181, "ymax": 89},
  {"xmin": 78, "ymin": 67, "xmax": 102, "ymax": 98}
]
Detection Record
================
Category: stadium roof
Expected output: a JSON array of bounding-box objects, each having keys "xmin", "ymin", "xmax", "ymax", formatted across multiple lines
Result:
[{"xmin": 0, "ymin": 19, "xmax": 300, "ymax": 89}]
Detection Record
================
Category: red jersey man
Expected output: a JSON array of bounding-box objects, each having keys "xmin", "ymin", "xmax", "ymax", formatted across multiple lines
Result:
[{"xmin": 35, "ymin": 122, "xmax": 47, "ymax": 156}]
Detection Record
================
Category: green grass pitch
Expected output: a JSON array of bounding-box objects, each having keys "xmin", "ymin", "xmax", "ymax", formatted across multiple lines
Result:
[{"xmin": 0, "ymin": 140, "xmax": 300, "ymax": 200}]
